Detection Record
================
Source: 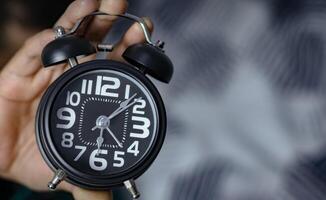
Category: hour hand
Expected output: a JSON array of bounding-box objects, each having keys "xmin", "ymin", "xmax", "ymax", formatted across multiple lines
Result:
[
  {"xmin": 96, "ymin": 128, "xmax": 104, "ymax": 155},
  {"xmin": 91, "ymin": 126, "xmax": 98, "ymax": 131},
  {"xmin": 96, "ymin": 136, "xmax": 104, "ymax": 155}
]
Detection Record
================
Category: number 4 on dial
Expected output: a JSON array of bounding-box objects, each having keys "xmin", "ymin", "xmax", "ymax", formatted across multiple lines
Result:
[{"xmin": 127, "ymin": 141, "xmax": 140, "ymax": 156}]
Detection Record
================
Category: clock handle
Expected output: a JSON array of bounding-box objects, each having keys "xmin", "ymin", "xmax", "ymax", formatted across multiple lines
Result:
[
  {"xmin": 42, "ymin": 11, "xmax": 174, "ymax": 82},
  {"xmin": 58, "ymin": 11, "xmax": 174, "ymax": 83},
  {"xmin": 66, "ymin": 12, "xmax": 154, "ymax": 45}
]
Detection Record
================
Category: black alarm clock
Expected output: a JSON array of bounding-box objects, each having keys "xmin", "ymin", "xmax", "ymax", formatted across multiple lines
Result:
[{"xmin": 35, "ymin": 12, "xmax": 173, "ymax": 199}]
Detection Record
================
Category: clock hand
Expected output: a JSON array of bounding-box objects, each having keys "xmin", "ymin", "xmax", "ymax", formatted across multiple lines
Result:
[
  {"xmin": 92, "ymin": 116, "xmax": 109, "ymax": 155},
  {"xmin": 108, "ymin": 97, "xmax": 142, "ymax": 120},
  {"xmin": 109, "ymin": 93, "xmax": 138, "ymax": 118},
  {"xmin": 106, "ymin": 127, "xmax": 123, "ymax": 148},
  {"xmin": 96, "ymin": 128, "xmax": 104, "ymax": 155},
  {"xmin": 91, "ymin": 126, "xmax": 98, "ymax": 131}
]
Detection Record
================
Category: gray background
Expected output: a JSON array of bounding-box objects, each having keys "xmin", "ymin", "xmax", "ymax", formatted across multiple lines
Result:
[{"xmin": 104, "ymin": 0, "xmax": 326, "ymax": 199}]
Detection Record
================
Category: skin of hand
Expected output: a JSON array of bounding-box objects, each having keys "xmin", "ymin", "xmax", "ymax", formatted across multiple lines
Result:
[{"xmin": 0, "ymin": 0, "xmax": 153, "ymax": 199}]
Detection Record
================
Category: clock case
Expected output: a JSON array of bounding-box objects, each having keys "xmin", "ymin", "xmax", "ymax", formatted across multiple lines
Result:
[
  {"xmin": 36, "ymin": 12, "xmax": 173, "ymax": 196},
  {"xmin": 36, "ymin": 59, "xmax": 167, "ymax": 189}
]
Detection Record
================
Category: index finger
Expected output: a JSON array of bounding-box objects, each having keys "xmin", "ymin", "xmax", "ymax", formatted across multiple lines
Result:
[
  {"xmin": 72, "ymin": 187, "xmax": 113, "ymax": 200},
  {"xmin": 85, "ymin": 0, "xmax": 128, "ymax": 41},
  {"xmin": 55, "ymin": 0, "xmax": 99, "ymax": 30},
  {"xmin": 3, "ymin": 29, "xmax": 54, "ymax": 77}
]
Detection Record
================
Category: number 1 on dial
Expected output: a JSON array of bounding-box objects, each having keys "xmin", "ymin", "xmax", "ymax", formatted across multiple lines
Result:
[{"xmin": 125, "ymin": 84, "xmax": 130, "ymax": 99}]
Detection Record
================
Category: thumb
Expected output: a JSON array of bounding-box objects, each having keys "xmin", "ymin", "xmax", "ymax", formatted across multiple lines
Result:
[{"xmin": 72, "ymin": 187, "xmax": 113, "ymax": 200}]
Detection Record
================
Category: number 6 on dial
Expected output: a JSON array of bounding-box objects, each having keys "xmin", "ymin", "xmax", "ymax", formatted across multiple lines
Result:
[{"xmin": 89, "ymin": 149, "xmax": 108, "ymax": 171}]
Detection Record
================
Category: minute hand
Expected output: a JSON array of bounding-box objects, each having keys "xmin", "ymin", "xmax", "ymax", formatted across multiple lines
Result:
[
  {"xmin": 108, "ymin": 97, "xmax": 142, "ymax": 120},
  {"xmin": 109, "ymin": 93, "xmax": 137, "ymax": 117}
]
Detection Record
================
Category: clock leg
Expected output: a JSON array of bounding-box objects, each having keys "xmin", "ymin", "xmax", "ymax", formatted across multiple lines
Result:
[
  {"xmin": 124, "ymin": 179, "xmax": 140, "ymax": 199},
  {"xmin": 48, "ymin": 169, "xmax": 66, "ymax": 190}
]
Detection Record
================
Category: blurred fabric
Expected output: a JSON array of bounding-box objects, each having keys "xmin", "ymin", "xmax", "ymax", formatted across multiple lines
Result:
[{"xmin": 120, "ymin": 0, "xmax": 326, "ymax": 199}]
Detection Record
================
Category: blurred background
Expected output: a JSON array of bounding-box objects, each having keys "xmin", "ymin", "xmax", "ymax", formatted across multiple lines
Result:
[{"xmin": 2, "ymin": 0, "xmax": 326, "ymax": 199}]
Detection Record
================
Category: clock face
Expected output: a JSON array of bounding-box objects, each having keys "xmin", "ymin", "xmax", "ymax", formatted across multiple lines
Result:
[{"xmin": 46, "ymin": 68, "xmax": 159, "ymax": 176}]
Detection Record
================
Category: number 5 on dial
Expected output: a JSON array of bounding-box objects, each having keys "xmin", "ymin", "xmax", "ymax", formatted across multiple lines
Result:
[{"xmin": 113, "ymin": 151, "xmax": 125, "ymax": 167}]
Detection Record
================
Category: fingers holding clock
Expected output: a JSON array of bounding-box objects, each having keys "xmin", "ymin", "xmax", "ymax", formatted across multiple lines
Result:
[
  {"xmin": 0, "ymin": 0, "xmax": 97, "ymax": 100},
  {"xmin": 72, "ymin": 187, "xmax": 113, "ymax": 200},
  {"xmin": 86, "ymin": 0, "xmax": 128, "ymax": 41},
  {"xmin": 0, "ymin": 30, "xmax": 57, "ymax": 101},
  {"xmin": 2, "ymin": 30, "xmax": 54, "ymax": 77},
  {"xmin": 70, "ymin": 15, "xmax": 152, "ymax": 70},
  {"xmin": 58, "ymin": 181, "xmax": 113, "ymax": 200},
  {"xmin": 1, "ymin": 0, "xmax": 99, "ymax": 80},
  {"xmin": 109, "ymin": 18, "xmax": 154, "ymax": 62},
  {"xmin": 52, "ymin": 0, "xmax": 128, "ymax": 70},
  {"xmin": 56, "ymin": 0, "xmax": 128, "ymax": 42},
  {"xmin": 55, "ymin": 0, "xmax": 99, "ymax": 32},
  {"xmin": 76, "ymin": 17, "xmax": 153, "ymax": 70},
  {"xmin": 0, "ymin": 0, "xmax": 151, "ymax": 101}
]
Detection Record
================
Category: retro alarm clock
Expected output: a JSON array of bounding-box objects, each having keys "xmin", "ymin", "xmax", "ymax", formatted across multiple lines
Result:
[{"xmin": 35, "ymin": 12, "xmax": 173, "ymax": 199}]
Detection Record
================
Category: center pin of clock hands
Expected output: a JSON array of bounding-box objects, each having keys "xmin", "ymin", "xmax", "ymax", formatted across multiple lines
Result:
[
  {"xmin": 92, "ymin": 115, "xmax": 122, "ymax": 155},
  {"xmin": 92, "ymin": 115, "xmax": 112, "ymax": 155},
  {"xmin": 91, "ymin": 94, "xmax": 142, "ymax": 154}
]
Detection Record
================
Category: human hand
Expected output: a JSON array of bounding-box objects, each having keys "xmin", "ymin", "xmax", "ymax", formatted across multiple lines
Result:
[{"xmin": 0, "ymin": 0, "xmax": 153, "ymax": 199}]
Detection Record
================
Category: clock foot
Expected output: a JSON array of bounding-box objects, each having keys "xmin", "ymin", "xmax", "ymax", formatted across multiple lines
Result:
[
  {"xmin": 124, "ymin": 179, "xmax": 140, "ymax": 199},
  {"xmin": 48, "ymin": 169, "xmax": 66, "ymax": 191}
]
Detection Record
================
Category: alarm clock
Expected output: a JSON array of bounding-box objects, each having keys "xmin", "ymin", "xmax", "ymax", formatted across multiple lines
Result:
[{"xmin": 35, "ymin": 12, "xmax": 173, "ymax": 199}]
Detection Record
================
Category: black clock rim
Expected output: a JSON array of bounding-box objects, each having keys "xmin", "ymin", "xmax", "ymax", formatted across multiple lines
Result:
[{"xmin": 36, "ymin": 59, "xmax": 166, "ymax": 189}]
